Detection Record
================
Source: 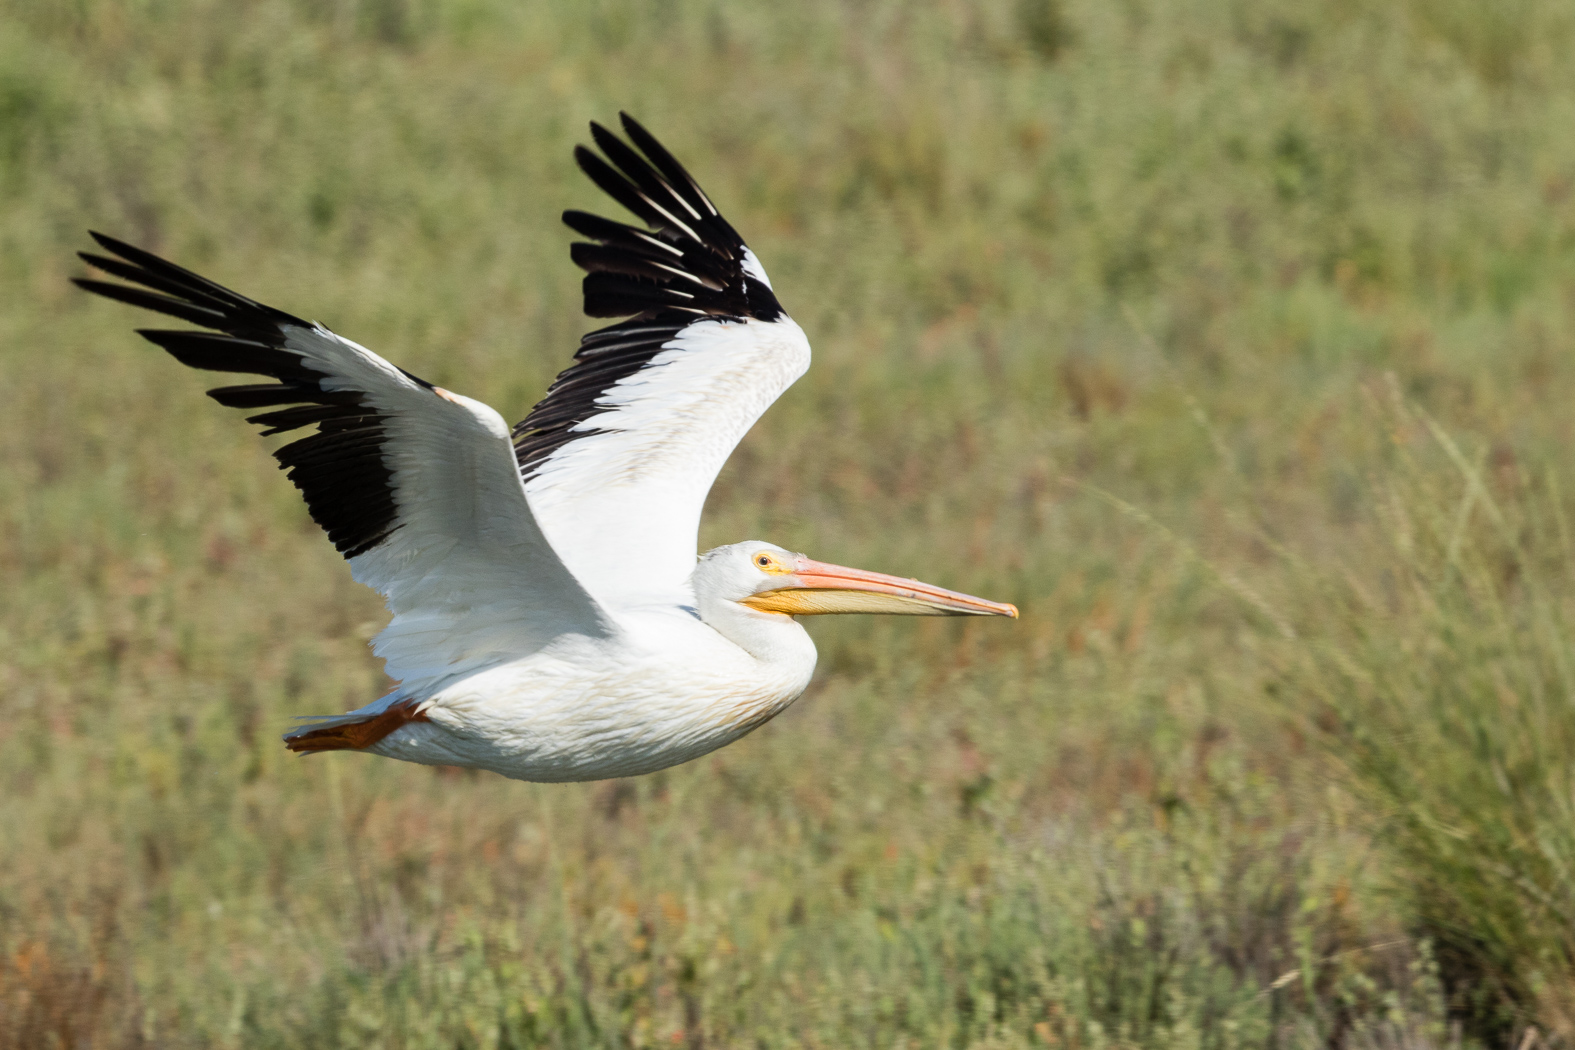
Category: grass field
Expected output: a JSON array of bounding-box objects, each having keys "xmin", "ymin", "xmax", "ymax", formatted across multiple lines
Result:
[{"xmin": 4, "ymin": 0, "xmax": 1575, "ymax": 1045}]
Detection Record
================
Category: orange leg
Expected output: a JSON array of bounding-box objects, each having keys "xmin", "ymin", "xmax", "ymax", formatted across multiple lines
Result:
[{"xmin": 284, "ymin": 701, "xmax": 429, "ymax": 753}]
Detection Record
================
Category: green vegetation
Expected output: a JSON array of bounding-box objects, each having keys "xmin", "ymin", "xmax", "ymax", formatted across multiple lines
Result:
[{"xmin": 4, "ymin": 0, "xmax": 1575, "ymax": 1044}]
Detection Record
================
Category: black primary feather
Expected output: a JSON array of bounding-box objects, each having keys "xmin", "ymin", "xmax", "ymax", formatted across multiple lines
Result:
[
  {"xmin": 513, "ymin": 114, "xmax": 786, "ymax": 479},
  {"xmin": 74, "ymin": 233, "xmax": 418, "ymax": 559}
]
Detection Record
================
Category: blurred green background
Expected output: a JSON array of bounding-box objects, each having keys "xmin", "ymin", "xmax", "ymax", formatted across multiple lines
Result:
[{"xmin": 5, "ymin": 0, "xmax": 1575, "ymax": 1045}]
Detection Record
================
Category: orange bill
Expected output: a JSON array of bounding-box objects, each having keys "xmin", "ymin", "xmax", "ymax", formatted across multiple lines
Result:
[{"xmin": 741, "ymin": 558, "xmax": 1018, "ymax": 618}]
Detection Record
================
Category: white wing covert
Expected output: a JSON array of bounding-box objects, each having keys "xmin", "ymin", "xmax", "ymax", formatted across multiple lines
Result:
[
  {"xmin": 513, "ymin": 115, "xmax": 812, "ymax": 612},
  {"xmin": 75, "ymin": 235, "xmax": 608, "ymax": 684}
]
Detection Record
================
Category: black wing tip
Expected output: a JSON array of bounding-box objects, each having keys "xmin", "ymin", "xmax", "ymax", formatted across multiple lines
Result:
[
  {"xmin": 82, "ymin": 230, "xmax": 180, "ymax": 281},
  {"xmin": 614, "ymin": 113, "xmax": 677, "ymax": 173},
  {"xmin": 614, "ymin": 113, "xmax": 663, "ymax": 158},
  {"xmin": 79, "ymin": 230, "xmax": 406, "ymax": 564},
  {"xmin": 88, "ymin": 229, "xmax": 134, "ymax": 257},
  {"xmin": 573, "ymin": 144, "xmax": 614, "ymax": 182},
  {"xmin": 589, "ymin": 121, "xmax": 621, "ymax": 153},
  {"xmin": 75, "ymin": 231, "xmax": 315, "ymax": 331},
  {"xmin": 519, "ymin": 117, "xmax": 787, "ymax": 481},
  {"xmin": 571, "ymin": 116, "xmax": 784, "ymax": 325}
]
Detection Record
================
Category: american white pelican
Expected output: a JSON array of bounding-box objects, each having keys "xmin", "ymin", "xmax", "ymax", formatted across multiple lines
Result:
[{"xmin": 76, "ymin": 114, "xmax": 1017, "ymax": 782}]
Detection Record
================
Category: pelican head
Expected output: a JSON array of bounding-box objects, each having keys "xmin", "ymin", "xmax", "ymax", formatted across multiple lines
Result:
[{"xmin": 694, "ymin": 542, "xmax": 1018, "ymax": 621}]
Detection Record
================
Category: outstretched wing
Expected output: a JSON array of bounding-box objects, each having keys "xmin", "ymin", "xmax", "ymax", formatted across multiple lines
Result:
[
  {"xmin": 513, "ymin": 114, "xmax": 812, "ymax": 611},
  {"xmin": 75, "ymin": 234, "xmax": 608, "ymax": 684}
]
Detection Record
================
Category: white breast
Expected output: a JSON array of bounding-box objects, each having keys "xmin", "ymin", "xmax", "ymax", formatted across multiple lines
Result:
[{"xmin": 367, "ymin": 611, "xmax": 817, "ymax": 781}]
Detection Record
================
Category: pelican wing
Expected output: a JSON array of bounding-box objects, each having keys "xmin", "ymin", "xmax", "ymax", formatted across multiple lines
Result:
[
  {"xmin": 514, "ymin": 115, "xmax": 812, "ymax": 610},
  {"xmin": 75, "ymin": 234, "xmax": 608, "ymax": 683}
]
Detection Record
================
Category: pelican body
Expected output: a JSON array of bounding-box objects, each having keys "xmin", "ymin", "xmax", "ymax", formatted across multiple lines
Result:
[{"xmin": 76, "ymin": 114, "xmax": 1016, "ymax": 783}]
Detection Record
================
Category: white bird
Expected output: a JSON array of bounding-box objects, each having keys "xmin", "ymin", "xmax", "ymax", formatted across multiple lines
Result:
[{"xmin": 76, "ymin": 114, "xmax": 1017, "ymax": 783}]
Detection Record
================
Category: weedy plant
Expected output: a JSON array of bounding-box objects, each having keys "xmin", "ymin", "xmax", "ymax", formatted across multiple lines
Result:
[{"xmin": 1295, "ymin": 381, "xmax": 1575, "ymax": 1041}]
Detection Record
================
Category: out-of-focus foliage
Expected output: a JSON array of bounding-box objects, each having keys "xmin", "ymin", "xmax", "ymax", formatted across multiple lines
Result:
[{"xmin": 3, "ymin": 0, "xmax": 1575, "ymax": 1045}]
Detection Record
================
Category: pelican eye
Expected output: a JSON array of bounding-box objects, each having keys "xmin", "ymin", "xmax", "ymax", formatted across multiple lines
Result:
[{"xmin": 754, "ymin": 552, "xmax": 790, "ymax": 573}]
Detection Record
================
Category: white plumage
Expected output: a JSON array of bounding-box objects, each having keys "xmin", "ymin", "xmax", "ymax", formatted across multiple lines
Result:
[
  {"xmin": 76, "ymin": 114, "xmax": 1016, "ymax": 783},
  {"xmin": 525, "ymin": 316, "xmax": 811, "ymax": 611}
]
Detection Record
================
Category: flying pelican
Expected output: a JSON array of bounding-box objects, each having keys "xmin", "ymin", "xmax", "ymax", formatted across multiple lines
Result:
[{"xmin": 75, "ymin": 114, "xmax": 1017, "ymax": 782}]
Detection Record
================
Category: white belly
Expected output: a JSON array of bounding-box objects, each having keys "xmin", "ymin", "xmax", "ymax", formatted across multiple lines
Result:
[{"xmin": 366, "ymin": 620, "xmax": 816, "ymax": 782}]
